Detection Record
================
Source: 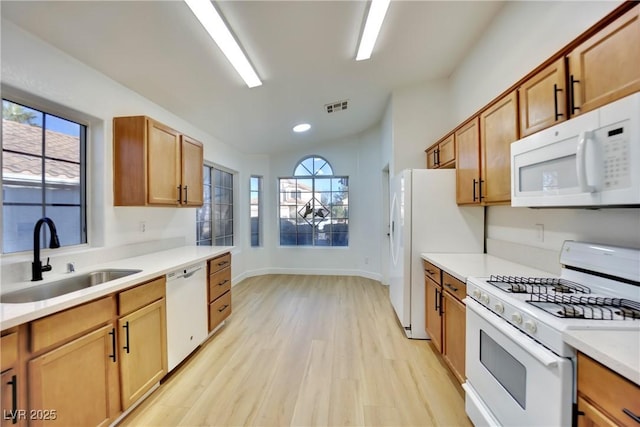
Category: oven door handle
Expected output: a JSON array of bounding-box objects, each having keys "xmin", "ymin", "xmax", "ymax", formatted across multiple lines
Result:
[{"xmin": 466, "ymin": 298, "xmax": 560, "ymax": 368}]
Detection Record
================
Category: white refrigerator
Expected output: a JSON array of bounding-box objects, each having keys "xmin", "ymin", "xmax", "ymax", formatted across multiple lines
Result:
[{"xmin": 389, "ymin": 169, "xmax": 484, "ymax": 339}]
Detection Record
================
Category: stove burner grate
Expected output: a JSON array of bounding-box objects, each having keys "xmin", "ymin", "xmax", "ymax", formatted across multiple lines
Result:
[
  {"xmin": 487, "ymin": 275, "xmax": 590, "ymax": 295},
  {"xmin": 528, "ymin": 294, "xmax": 640, "ymax": 320}
]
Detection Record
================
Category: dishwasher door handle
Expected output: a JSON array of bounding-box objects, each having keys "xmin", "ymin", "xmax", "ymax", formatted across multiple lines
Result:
[{"xmin": 182, "ymin": 267, "xmax": 202, "ymax": 279}]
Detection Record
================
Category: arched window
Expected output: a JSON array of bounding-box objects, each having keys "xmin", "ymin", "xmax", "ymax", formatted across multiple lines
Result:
[{"xmin": 279, "ymin": 156, "xmax": 349, "ymax": 247}]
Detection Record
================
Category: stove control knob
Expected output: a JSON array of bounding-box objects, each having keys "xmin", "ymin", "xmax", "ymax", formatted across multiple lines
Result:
[
  {"xmin": 511, "ymin": 312, "xmax": 523, "ymax": 325},
  {"xmin": 480, "ymin": 293, "xmax": 490, "ymax": 305},
  {"xmin": 524, "ymin": 320, "xmax": 537, "ymax": 334},
  {"xmin": 472, "ymin": 289, "xmax": 481, "ymax": 299},
  {"xmin": 494, "ymin": 302, "xmax": 505, "ymax": 314}
]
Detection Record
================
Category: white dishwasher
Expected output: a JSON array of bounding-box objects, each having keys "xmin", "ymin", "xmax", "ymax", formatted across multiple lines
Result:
[{"xmin": 165, "ymin": 262, "xmax": 207, "ymax": 372}]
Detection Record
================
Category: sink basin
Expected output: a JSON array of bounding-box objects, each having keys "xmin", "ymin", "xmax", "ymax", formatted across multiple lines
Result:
[{"xmin": 0, "ymin": 269, "xmax": 142, "ymax": 304}]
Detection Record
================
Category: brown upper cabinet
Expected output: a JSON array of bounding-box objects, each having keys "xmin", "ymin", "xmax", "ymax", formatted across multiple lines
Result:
[
  {"xmin": 480, "ymin": 91, "xmax": 519, "ymax": 205},
  {"xmin": 426, "ymin": 133, "xmax": 455, "ymax": 169},
  {"xmin": 568, "ymin": 4, "xmax": 640, "ymax": 116},
  {"xmin": 455, "ymin": 117, "xmax": 481, "ymax": 205},
  {"xmin": 519, "ymin": 58, "xmax": 567, "ymax": 137},
  {"xmin": 113, "ymin": 116, "xmax": 204, "ymax": 207}
]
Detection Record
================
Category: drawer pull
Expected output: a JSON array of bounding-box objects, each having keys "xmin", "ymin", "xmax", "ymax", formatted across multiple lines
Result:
[
  {"xmin": 218, "ymin": 261, "xmax": 229, "ymax": 267},
  {"xmin": 445, "ymin": 283, "xmax": 459, "ymax": 292},
  {"xmin": 623, "ymin": 408, "xmax": 640, "ymax": 424},
  {"xmin": 218, "ymin": 279, "xmax": 229, "ymax": 286},
  {"xmin": 426, "ymin": 269, "xmax": 434, "ymax": 274},
  {"xmin": 218, "ymin": 304, "xmax": 229, "ymax": 313}
]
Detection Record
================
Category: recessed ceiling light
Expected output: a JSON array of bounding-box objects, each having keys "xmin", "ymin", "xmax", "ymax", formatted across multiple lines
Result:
[
  {"xmin": 293, "ymin": 123, "xmax": 311, "ymax": 133},
  {"xmin": 184, "ymin": 0, "xmax": 262, "ymax": 88},
  {"xmin": 356, "ymin": 0, "xmax": 391, "ymax": 61}
]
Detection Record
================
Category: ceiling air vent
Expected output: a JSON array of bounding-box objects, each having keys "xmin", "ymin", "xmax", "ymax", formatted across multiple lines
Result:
[{"xmin": 325, "ymin": 100, "xmax": 348, "ymax": 114}]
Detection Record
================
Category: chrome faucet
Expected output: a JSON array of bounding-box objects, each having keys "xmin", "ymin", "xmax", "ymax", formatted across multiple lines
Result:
[{"xmin": 32, "ymin": 217, "xmax": 61, "ymax": 281}]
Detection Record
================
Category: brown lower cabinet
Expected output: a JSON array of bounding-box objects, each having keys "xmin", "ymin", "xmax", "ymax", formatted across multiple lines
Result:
[
  {"xmin": 423, "ymin": 259, "xmax": 467, "ymax": 384},
  {"xmin": 208, "ymin": 253, "xmax": 233, "ymax": 332},
  {"xmin": 577, "ymin": 352, "xmax": 640, "ymax": 427}
]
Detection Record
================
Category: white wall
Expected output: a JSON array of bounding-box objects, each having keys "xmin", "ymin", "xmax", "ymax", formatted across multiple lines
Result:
[
  {"xmin": 263, "ymin": 126, "xmax": 383, "ymax": 281},
  {"xmin": 391, "ymin": 78, "xmax": 452, "ymax": 174},
  {"xmin": 449, "ymin": 0, "xmax": 639, "ymax": 270}
]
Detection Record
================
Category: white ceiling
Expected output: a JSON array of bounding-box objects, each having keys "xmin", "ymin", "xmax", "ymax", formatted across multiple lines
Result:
[{"xmin": 1, "ymin": 1, "xmax": 505, "ymax": 154}]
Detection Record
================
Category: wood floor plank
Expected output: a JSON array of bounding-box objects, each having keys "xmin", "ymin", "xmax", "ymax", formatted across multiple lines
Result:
[{"xmin": 119, "ymin": 275, "xmax": 471, "ymax": 427}]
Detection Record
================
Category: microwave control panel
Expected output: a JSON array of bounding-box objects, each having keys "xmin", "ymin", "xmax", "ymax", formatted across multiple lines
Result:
[{"xmin": 599, "ymin": 121, "xmax": 630, "ymax": 190}]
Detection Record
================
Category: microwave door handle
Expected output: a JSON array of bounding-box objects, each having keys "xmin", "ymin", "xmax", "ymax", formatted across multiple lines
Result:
[{"xmin": 577, "ymin": 131, "xmax": 596, "ymax": 193}]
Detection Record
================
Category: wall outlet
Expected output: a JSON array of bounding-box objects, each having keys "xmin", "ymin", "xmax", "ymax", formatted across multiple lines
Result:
[
  {"xmin": 139, "ymin": 221, "xmax": 147, "ymax": 233},
  {"xmin": 535, "ymin": 224, "xmax": 544, "ymax": 242}
]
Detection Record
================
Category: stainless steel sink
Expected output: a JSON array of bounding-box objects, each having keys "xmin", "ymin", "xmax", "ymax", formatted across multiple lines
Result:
[{"xmin": 0, "ymin": 269, "xmax": 142, "ymax": 303}]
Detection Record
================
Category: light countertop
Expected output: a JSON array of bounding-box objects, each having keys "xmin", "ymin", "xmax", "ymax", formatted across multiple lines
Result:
[
  {"xmin": 421, "ymin": 252, "xmax": 640, "ymax": 386},
  {"xmin": 563, "ymin": 329, "xmax": 640, "ymax": 385},
  {"xmin": 420, "ymin": 252, "xmax": 555, "ymax": 282},
  {"xmin": 0, "ymin": 246, "xmax": 232, "ymax": 330}
]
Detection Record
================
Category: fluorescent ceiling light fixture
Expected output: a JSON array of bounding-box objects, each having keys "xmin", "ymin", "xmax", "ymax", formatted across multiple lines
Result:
[
  {"xmin": 185, "ymin": 0, "xmax": 262, "ymax": 88},
  {"xmin": 356, "ymin": 0, "xmax": 391, "ymax": 61},
  {"xmin": 293, "ymin": 123, "xmax": 311, "ymax": 133}
]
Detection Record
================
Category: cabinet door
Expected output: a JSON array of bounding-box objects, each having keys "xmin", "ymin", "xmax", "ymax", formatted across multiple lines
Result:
[
  {"xmin": 442, "ymin": 292, "xmax": 465, "ymax": 384},
  {"xmin": 455, "ymin": 117, "xmax": 481, "ymax": 205},
  {"xmin": 1, "ymin": 369, "xmax": 20, "ymax": 427},
  {"xmin": 147, "ymin": 119, "xmax": 181, "ymax": 205},
  {"xmin": 28, "ymin": 325, "xmax": 120, "ymax": 427},
  {"xmin": 426, "ymin": 146, "xmax": 438, "ymax": 169},
  {"xmin": 119, "ymin": 299, "xmax": 167, "ymax": 410},
  {"xmin": 480, "ymin": 91, "xmax": 518, "ymax": 204},
  {"xmin": 519, "ymin": 58, "xmax": 567, "ymax": 137},
  {"xmin": 180, "ymin": 135, "xmax": 204, "ymax": 206},
  {"xmin": 424, "ymin": 277, "xmax": 442, "ymax": 353},
  {"xmin": 568, "ymin": 5, "xmax": 640, "ymax": 116},
  {"xmin": 438, "ymin": 134, "xmax": 455, "ymax": 167}
]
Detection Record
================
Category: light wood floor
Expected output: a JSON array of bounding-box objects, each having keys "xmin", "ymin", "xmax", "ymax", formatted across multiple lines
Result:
[{"xmin": 120, "ymin": 275, "xmax": 471, "ymax": 427}]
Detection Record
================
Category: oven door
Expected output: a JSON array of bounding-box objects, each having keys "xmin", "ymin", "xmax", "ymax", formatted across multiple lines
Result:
[{"xmin": 465, "ymin": 298, "xmax": 573, "ymax": 427}]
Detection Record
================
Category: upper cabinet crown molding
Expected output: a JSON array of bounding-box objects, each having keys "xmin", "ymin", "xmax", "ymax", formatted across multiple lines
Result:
[{"xmin": 113, "ymin": 116, "xmax": 204, "ymax": 207}]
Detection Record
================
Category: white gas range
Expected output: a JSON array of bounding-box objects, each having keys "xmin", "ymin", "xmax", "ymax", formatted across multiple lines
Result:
[{"xmin": 463, "ymin": 241, "xmax": 640, "ymax": 427}]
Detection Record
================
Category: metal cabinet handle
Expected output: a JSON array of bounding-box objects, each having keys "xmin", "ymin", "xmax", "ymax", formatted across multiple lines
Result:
[
  {"xmin": 570, "ymin": 75, "xmax": 581, "ymax": 115},
  {"xmin": 445, "ymin": 283, "xmax": 459, "ymax": 292},
  {"xmin": 218, "ymin": 304, "xmax": 229, "ymax": 313},
  {"xmin": 426, "ymin": 269, "xmax": 434, "ymax": 274},
  {"xmin": 183, "ymin": 185, "xmax": 188, "ymax": 204},
  {"xmin": 177, "ymin": 185, "xmax": 182, "ymax": 204},
  {"xmin": 479, "ymin": 179, "xmax": 485, "ymax": 201},
  {"xmin": 553, "ymin": 84, "xmax": 563, "ymax": 121},
  {"xmin": 623, "ymin": 408, "xmax": 640, "ymax": 424},
  {"xmin": 218, "ymin": 279, "xmax": 229, "ymax": 286},
  {"xmin": 123, "ymin": 321, "xmax": 130, "ymax": 354},
  {"xmin": 218, "ymin": 261, "xmax": 229, "ymax": 267},
  {"xmin": 472, "ymin": 179, "xmax": 478, "ymax": 202},
  {"xmin": 7, "ymin": 374, "xmax": 17, "ymax": 424},
  {"xmin": 109, "ymin": 328, "xmax": 117, "ymax": 362}
]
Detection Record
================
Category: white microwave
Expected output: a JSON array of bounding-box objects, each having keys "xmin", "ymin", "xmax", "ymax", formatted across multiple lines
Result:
[{"xmin": 511, "ymin": 92, "xmax": 640, "ymax": 207}]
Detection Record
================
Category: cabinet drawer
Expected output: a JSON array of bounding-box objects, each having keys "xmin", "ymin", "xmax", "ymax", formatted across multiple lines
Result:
[
  {"xmin": 422, "ymin": 260, "xmax": 441, "ymax": 285},
  {"xmin": 208, "ymin": 253, "xmax": 231, "ymax": 275},
  {"xmin": 442, "ymin": 272, "xmax": 466, "ymax": 302},
  {"xmin": 209, "ymin": 267, "xmax": 231, "ymax": 303},
  {"xmin": 31, "ymin": 296, "xmax": 115, "ymax": 353},
  {"xmin": 0, "ymin": 332, "xmax": 18, "ymax": 371},
  {"xmin": 577, "ymin": 352, "xmax": 640, "ymax": 427},
  {"xmin": 208, "ymin": 291, "xmax": 232, "ymax": 332},
  {"xmin": 119, "ymin": 277, "xmax": 165, "ymax": 316}
]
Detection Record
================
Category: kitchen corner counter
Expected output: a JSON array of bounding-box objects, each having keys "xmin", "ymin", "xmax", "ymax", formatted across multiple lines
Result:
[
  {"xmin": 563, "ymin": 328, "xmax": 640, "ymax": 385},
  {"xmin": 420, "ymin": 253, "xmax": 554, "ymax": 282},
  {"xmin": 0, "ymin": 245, "xmax": 233, "ymax": 330}
]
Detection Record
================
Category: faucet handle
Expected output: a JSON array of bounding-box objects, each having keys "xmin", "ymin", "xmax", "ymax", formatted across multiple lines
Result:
[{"xmin": 42, "ymin": 257, "xmax": 52, "ymax": 272}]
